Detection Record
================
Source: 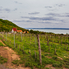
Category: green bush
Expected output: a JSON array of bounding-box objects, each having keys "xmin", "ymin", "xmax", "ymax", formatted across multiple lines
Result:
[
  {"xmin": 12, "ymin": 60, "xmax": 20, "ymax": 66},
  {"xmin": 46, "ymin": 67, "xmax": 49, "ymax": 69},
  {"xmin": 0, "ymin": 56, "xmax": 7, "ymax": 64},
  {"xmin": 0, "ymin": 42, "xmax": 3, "ymax": 46},
  {"xmin": 52, "ymin": 62, "xmax": 62, "ymax": 67},
  {"xmin": 52, "ymin": 56, "xmax": 58, "ymax": 60},
  {"xmin": 65, "ymin": 65, "xmax": 69, "ymax": 68}
]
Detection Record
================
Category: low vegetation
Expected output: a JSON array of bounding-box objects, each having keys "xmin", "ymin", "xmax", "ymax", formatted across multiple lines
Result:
[
  {"xmin": 0, "ymin": 32, "xmax": 69, "ymax": 69},
  {"xmin": 0, "ymin": 56, "xmax": 7, "ymax": 64},
  {"xmin": 0, "ymin": 19, "xmax": 27, "ymax": 32}
]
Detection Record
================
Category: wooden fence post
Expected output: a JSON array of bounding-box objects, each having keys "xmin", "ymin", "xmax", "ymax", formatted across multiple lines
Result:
[
  {"xmin": 14, "ymin": 33, "xmax": 15, "ymax": 47},
  {"xmin": 21, "ymin": 32, "xmax": 22, "ymax": 41},
  {"xmin": 6, "ymin": 32, "xmax": 7, "ymax": 41},
  {"xmin": 37, "ymin": 34, "xmax": 42, "ymax": 65}
]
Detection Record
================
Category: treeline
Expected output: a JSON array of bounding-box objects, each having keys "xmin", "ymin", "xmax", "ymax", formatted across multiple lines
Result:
[
  {"xmin": 29, "ymin": 29, "xmax": 54, "ymax": 34},
  {"xmin": 0, "ymin": 19, "xmax": 27, "ymax": 32}
]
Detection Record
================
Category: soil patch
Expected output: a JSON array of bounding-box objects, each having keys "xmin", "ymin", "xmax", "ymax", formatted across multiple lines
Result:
[{"xmin": 0, "ymin": 40, "xmax": 30, "ymax": 69}]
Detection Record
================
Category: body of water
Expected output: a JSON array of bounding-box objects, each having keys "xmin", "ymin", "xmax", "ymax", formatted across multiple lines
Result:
[{"xmin": 29, "ymin": 29, "xmax": 69, "ymax": 34}]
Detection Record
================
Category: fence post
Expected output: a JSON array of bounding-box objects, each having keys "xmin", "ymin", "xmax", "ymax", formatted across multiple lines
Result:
[
  {"xmin": 37, "ymin": 34, "xmax": 42, "ymax": 65},
  {"xmin": 6, "ymin": 32, "xmax": 7, "ymax": 41},
  {"xmin": 14, "ymin": 33, "xmax": 15, "ymax": 47},
  {"xmin": 21, "ymin": 32, "xmax": 22, "ymax": 41}
]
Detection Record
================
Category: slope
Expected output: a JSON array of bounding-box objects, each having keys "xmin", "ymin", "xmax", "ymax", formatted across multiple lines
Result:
[{"xmin": 0, "ymin": 19, "xmax": 27, "ymax": 32}]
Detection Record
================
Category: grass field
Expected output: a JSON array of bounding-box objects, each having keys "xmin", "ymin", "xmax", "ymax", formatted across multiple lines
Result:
[{"xmin": 0, "ymin": 33, "xmax": 69, "ymax": 69}]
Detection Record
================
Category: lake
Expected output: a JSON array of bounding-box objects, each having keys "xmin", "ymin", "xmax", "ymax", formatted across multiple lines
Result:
[{"xmin": 29, "ymin": 29, "xmax": 69, "ymax": 34}]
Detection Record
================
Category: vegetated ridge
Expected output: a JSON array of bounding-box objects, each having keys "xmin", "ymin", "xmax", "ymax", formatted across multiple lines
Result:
[{"xmin": 0, "ymin": 19, "xmax": 27, "ymax": 32}]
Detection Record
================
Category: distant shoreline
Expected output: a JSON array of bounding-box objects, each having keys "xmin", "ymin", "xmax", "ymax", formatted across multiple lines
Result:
[{"xmin": 26, "ymin": 28, "xmax": 69, "ymax": 30}]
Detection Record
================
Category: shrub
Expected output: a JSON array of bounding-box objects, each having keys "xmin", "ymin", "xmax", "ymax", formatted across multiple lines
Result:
[
  {"xmin": 52, "ymin": 56, "xmax": 58, "ymax": 60},
  {"xmin": 46, "ymin": 67, "xmax": 49, "ymax": 69},
  {"xmin": 65, "ymin": 65, "xmax": 69, "ymax": 68},
  {"xmin": 52, "ymin": 62, "xmax": 62, "ymax": 67},
  {"xmin": 12, "ymin": 60, "xmax": 20, "ymax": 66},
  {"xmin": 0, "ymin": 56, "xmax": 7, "ymax": 64}
]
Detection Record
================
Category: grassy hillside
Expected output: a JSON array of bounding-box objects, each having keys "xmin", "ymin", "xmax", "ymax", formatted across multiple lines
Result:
[
  {"xmin": 0, "ymin": 33, "xmax": 69, "ymax": 69},
  {"xmin": 0, "ymin": 19, "xmax": 27, "ymax": 32}
]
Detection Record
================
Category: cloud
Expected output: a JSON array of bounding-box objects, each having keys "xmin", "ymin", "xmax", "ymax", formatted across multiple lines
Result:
[
  {"xmin": 29, "ymin": 17, "xmax": 56, "ymax": 21},
  {"xmin": 13, "ymin": 8, "xmax": 17, "ymax": 11},
  {"xmin": 0, "ymin": 7, "xmax": 3, "ymax": 11},
  {"xmin": 46, "ymin": 13, "xmax": 64, "ymax": 17},
  {"xmin": 0, "ymin": 7, "xmax": 11, "ymax": 12},
  {"xmin": 65, "ymin": 15, "xmax": 69, "ymax": 17},
  {"xmin": 13, "ymin": 20, "xmax": 32, "ymax": 22},
  {"xmin": 45, "ymin": 5, "xmax": 57, "ymax": 11},
  {"xmin": 21, "ymin": 16, "xmax": 57, "ymax": 21},
  {"xmin": 20, "ymin": 16, "xmax": 66, "ymax": 24},
  {"xmin": 21, "ymin": 16, "xmax": 29, "ymax": 18},
  {"xmin": 45, "ymin": 6, "xmax": 52, "ymax": 8},
  {"xmin": 55, "ymin": 4, "xmax": 65, "ymax": 7},
  {"xmin": 38, "ymin": 21, "xmax": 51, "ymax": 24},
  {"xmin": 45, "ymin": 4, "xmax": 65, "ymax": 11},
  {"xmin": 28, "ymin": 12, "xmax": 40, "ymax": 15},
  {"xmin": 4, "ymin": 8, "xmax": 11, "ymax": 12},
  {"xmin": 0, "ymin": 9, "xmax": 2, "ymax": 11},
  {"xmin": 14, "ymin": 1, "xmax": 22, "ymax": 4},
  {"xmin": 46, "ymin": 13, "xmax": 69, "ymax": 17},
  {"xmin": 0, "ymin": 16, "xmax": 5, "ymax": 18},
  {"xmin": 65, "ymin": 13, "xmax": 69, "ymax": 17}
]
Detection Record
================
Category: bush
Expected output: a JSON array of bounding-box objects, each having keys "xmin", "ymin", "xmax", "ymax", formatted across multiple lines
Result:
[
  {"xmin": 0, "ymin": 56, "xmax": 7, "ymax": 64},
  {"xmin": 65, "ymin": 65, "xmax": 69, "ymax": 68},
  {"xmin": 46, "ymin": 67, "xmax": 49, "ymax": 69},
  {"xmin": 52, "ymin": 62, "xmax": 62, "ymax": 67},
  {"xmin": 12, "ymin": 60, "xmax": 20, "ymax": 66},
  {"xmin": 0, "ymin": 42, "xmax": 3, "ymax": 46},
  {"xmin": 52, "ymin": 56, "xmax": 58, "ymax": 60}
]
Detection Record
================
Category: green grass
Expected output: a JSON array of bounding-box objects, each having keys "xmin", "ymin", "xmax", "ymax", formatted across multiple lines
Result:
[
  {"xmin": 0, "ymin": 42, "xmax": 3, "ymax": 46},
  {"xmin": 0, "ymin": 56, "xmax": 7, "ymax": 64},
  {"xmin": 0, "ymin": 33, "xmax": 69, "ymax": 69}
]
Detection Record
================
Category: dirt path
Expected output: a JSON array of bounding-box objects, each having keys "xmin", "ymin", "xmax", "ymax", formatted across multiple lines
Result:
[{"xmin": 0, "ymin": 40, "xmax": 30, "ymax": 69}]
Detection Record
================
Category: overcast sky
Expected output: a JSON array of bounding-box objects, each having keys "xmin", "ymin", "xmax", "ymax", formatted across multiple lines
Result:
[{"xmin": 0, "ymin": 0, "xmax": 69, "ymax": 28}]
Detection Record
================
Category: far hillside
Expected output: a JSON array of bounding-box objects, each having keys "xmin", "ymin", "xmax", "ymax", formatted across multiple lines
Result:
[{"xmin": 0, "ymin": 19, "xmax": 27, "ymax": 32}]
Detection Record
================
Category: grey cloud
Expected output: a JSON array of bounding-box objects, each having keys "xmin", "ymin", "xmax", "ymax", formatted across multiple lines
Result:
[
  {"xmin": 13, "ymin": 8, "xmax": 17, "ymax": 11},
  {"xmin": 65, "ymin": 13, "xmax": 69, "ymax": 14},
  {"xmin": 46, "ymin": 13, "xmax": 69, "ymax": 17},
  {"xmin": 21, "ymin": 16, "xmax": 57, "ymax": 21},
  {"xmin": 47, "ymin": 13, "xmax": 60, "ymax": 16},
  {"xmin": 21, "ymin": 16, "xmax": 29, "ymax": 18},
  {"xmin": 28, "ymin": 12, "xmax": 40, "ymax": 15},
  {"xmin": 65, "ymin": 15, "xmax": 69, "ymax": 17},
  {"xmin": 45, "ymin": 6, "xmax": 52, "ymax": 8},
  {"xmin": 0, "ymin": 16, "xmax": 5, "ymax": 18},
  {"xmin": 55, "ymin": 4, "xmax": 65, "ymax": 7},
  {"xmin": 15, "ymin": 1, "xmax": 18, "ymax": 3},
  {"xmin": 29, "ymin": 17, "xmax": 56, "ymax": 21},
  {"xmin": 21, "ymin": 16, "xmax": 65, "ymax": 23},
  {"xmin": 14, "ymin": 1, "xmax": 22, "ymax": 4},
  {"xmin": 0, "ymin": 7, "xmax": 3, "ymax": 11},
  {"xmin": 46, "ymin": 13, "xmax": 64, "ymax": 17},
  {"xmin": 0, "ymin": 9, "xmax": 2, "ymax": 11},
  {"xmin": 45, "ymin": 6, "xmax": 57, "ymax": 11},
  {"xmin": 4, "ymin": 8, "xmax": 11, "ymax": 12},
  {"xmin": 0, "ymin": 7, "xmax": 11, "ymax": 12},
  {"xmin": 0, "ymin": 6, "xmax": 2, "ymax": 8},
  {"xmin": 13, "ymin": 20, "xmax": 25, "ymax": 22},
  {"xmin": 13, "ymin": 20, "xmax": 32, "ymax": 22},
  {"xmin": 65, "ymin": 13, "xmax": 69, "ymax": 17},
  {"xmin": 38, "ymin": 22, "xmax": 51, "ymax": 24}
]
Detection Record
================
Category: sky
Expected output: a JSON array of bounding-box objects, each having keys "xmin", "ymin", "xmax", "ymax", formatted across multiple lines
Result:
[{"xmin": 0, "ymin": 0, "xmax": 69, "ymax": 28}]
